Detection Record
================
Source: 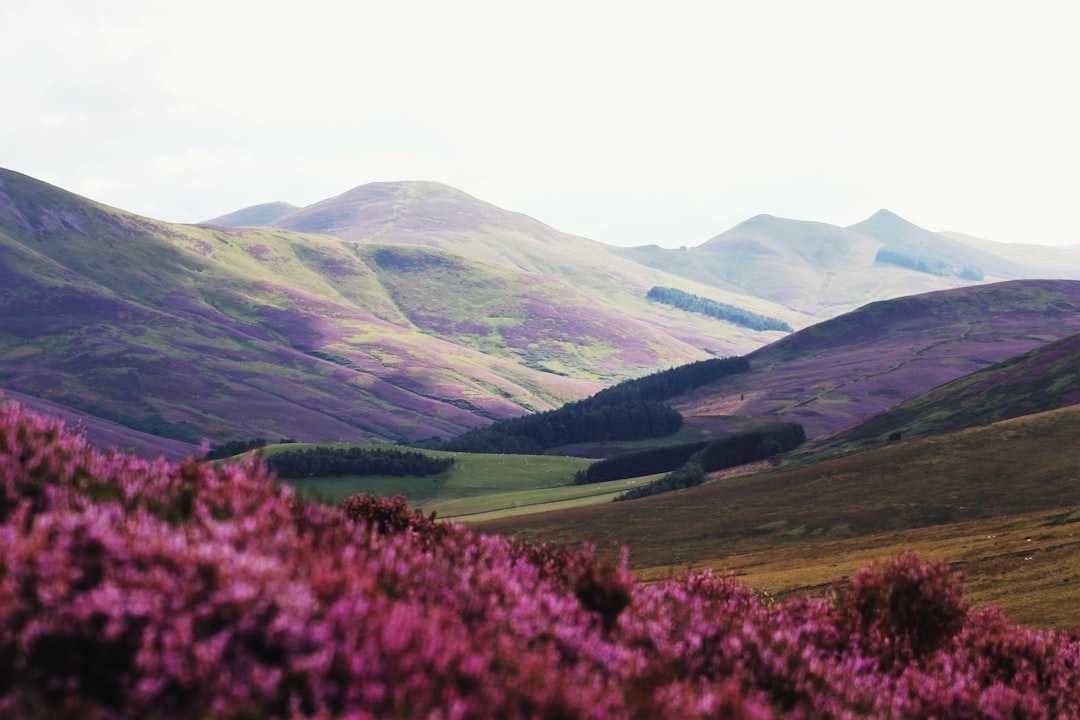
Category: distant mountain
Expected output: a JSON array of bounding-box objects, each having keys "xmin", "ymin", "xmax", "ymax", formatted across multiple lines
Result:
[
  {"xmin": 616, "ymin": 211, "xmax": 1080, "ymax": 318},
  {"xmin": 218, "ymin": 179, "xmax": 805, "ymax": 353},
  {"xmin": 204, "ymin": 201, "xmax": 300, "ymax": 227},
  {"xmin": 670, "ymin": 279, "xmax": 1080, "ymax": 440},
  {"xmin": 940, "ymin": 231, "xmax": 1080, "ymax": 279},
  {"xmin": 11, "ymin": 165, "xmax": 1079, "ymax": 453},
  {"xmin": 848, "ymin": 209, "xmax": 1019, "ymax": 280},
  {"xmin": 617, "ymin": 214, "xmax": 967, "ymax": 316},
  {"xmin": 0, "ymin": 168, "xmax": 790, "ymax": 448}
]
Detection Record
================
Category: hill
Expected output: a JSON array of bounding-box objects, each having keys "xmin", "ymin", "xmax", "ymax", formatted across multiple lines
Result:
[
  {"xmin": 820, "ymin": 329, "xmax": 1080, "ymax": 449},
  {"xmin": 616, "ymin": 211, "xmax": 1080, "ymax": 319},
  {"xmin": 941, "ymin": 230, "xmax": 1080, "ymax": 278},
  {"xmin": 478, "ymin": 404, "xmax": 1080, "ymax": 627},
  {"xmin": 672, "ymin": 279, "xmax": 1080, "ymax": 440},
  {"xmin": 203, "ymin": 200, "xmax": 300, "ymax": 227},
  {"xmin": 256, "ymin": 180, "xmax": 806, "ymax": 353},
  {"xmin": 1, "ymin": 390, "xmax": 198, "ymax": 460},
  {"xmin": 0, "ymin": 168, "xmax": 793, "ymax": 447},
  {"xmin": 848, "ymin": 209, "xmax": 1019, "ymax": 280},
  {"xmin": 0, "ymin": 170, "xmax": 595, "ymax": 445}
]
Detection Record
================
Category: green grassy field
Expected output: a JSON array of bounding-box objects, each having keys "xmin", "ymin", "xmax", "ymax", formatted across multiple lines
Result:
[{"xmin": 262, "ymin": 443, "xmax": 618, "ymax": 517}]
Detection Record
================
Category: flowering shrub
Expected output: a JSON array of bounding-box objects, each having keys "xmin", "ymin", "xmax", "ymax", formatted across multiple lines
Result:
[{"xmin": 2, "ymin": 396, "xmax": 1079, "ymax": 718}]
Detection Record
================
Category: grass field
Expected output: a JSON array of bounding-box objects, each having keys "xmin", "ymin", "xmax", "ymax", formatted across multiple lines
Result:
[{"xmin": 262, "ymin": 443, "xmax": 608, "ymax": 517}]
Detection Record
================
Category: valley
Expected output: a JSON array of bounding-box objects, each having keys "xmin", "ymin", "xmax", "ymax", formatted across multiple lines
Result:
[{"xmin": 3, "ymin": 165, "xmax": 1080, "ymax": 633}]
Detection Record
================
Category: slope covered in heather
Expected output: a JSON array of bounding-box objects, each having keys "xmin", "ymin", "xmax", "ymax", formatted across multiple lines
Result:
[
  {"xmin": 671, "ymin": 279, "xmax": 1080, "ymax": 440},
  {"xmin": 0, "ymin": 170, "xmax": 601, "ymax": 445},
  {"xmin": 821, "ymin": 329, "xmax": 1080, "ymax": 449},
  {"xmin": 238, "ymin": 179, "xmax": 807, "ymax": 351},
  {"xmin": 0, "ymin": 168, "xmax": 787, "ymax": 447},
  {"xmin": 3, "ymin": 399, "xmax": 1079, "ymax": 717}
]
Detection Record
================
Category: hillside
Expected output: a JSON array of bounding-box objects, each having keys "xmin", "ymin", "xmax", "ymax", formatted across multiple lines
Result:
[
  {"xmin": 1, "ymin": 390, "xmax": 198, "ymax": 460},
  {"xmin": 820, "ymin": 329, "xmax": 1080, "ymax": 449},
  {"xmin": 1, "ymin": 168, "xmax": 801, "ymax": 447},
  {"xmin": 0, "ymin": 170, "xmax": 634, "ymax": 445},
  {"xmin": 672, "ymin": 279, "xmax": 1080, "ymax": 440},
  {"xmin": 616, "ymin": 211, "xmax": 1080, "ymax": 319},
  {"xmin": 204, "ymin": 200, "xmax": 299, "ymax": 227},
  {"xmin": 224, "ymin": 180, "xmax": 807, "ymax": 351},
  {"xmin": 942, "ymin": 230, "xmax": 1080, "ymax": 278},
  {"xmin": 479, "ymin": 404, "xmax": 1080, "ymax": 625},
  {"xmin": 848, "ymin": 209, "xmax": 1020, "ymax": 280}
]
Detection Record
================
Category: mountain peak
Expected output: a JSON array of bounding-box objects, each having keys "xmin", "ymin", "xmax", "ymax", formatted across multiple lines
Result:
[{"xmin": 849, "ymin": 209, "xmax": 925, "ymax": 235}]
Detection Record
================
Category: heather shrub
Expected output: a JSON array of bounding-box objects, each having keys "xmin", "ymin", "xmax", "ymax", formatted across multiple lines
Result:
[
  {"xmin": 2, "ymin": 395, "xmax": 1080, "ymax": 718},
  {"xmin": 831, "ymin": 552, "xmax": 969, "ymax": 668}
]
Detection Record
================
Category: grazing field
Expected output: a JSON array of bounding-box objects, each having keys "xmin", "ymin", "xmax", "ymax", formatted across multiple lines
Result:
[
  {"xmin": 262, "ymin": 443, "xmax": 599, "ymax": 516},
  {"xmin": 478, "ymin": 405, "xmax": 1080, "ymax": 628}
]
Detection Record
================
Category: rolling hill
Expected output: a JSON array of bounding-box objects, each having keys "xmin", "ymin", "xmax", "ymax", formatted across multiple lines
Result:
[
  {"xmin": 217, "ymin": 180, "xmax": 807, "ymax": 353},
  {"xmin": 671, "ymin": 279, "xmax": 1080, "ymax": 441},
  {"xmin": 615, "ymin": 210, "xmax": 1080, "ymax": 318},
  {"xmin": 818, "ymin": 329, "xmax": 1080, "ymax": 450},
  {"xmin": 0, "ymin": 168, "xmax": 793, "ymax": 448}
]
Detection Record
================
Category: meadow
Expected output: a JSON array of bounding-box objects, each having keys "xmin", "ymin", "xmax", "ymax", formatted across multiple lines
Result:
[{"xmin": 260, "ymin": 442, "xmax": 655, "ymax": 519}]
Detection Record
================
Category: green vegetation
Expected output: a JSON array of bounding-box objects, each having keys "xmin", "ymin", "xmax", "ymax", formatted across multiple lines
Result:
[
  {"xmin": 260, "ymin": 442, "xmax": 595, "ymax": 512},
  {"xmin": 574, "ymin": 440, "xmax": 711, "ymax": 484},
  {"xmin": 615, "ymin": 423, "xmax": 806, "ymax": 501},
  {"xmin": 434, "ymin": 356, "xmax": 749, "ymax": 454},
  {"xmin": 266, "ymin": 445, "xmax": 454, "ymax": 479},
  {"xmin": 647, "ymin": 286, "xmax": 793, "ymax": 332}
]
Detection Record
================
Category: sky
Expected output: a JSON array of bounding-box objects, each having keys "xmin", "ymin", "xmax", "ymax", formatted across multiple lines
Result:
[{"xmin": 2, "ymin": 1, "xmax": 1078, "ymax": 248}]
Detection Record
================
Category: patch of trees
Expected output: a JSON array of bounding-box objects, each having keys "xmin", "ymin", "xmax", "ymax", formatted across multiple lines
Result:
[
  {"xmin": 434, "ymin": 399, "xmax": 683, "ymax": 454},
  {"xmin": 874, "ymin": 249, "xmax": 984, "ymax": 281},
  {"xmin": 593, "ymin": 355, "xmax": 750, "ymax": 405},
  {"xmin": 614, "ymin": 423, "xmax": 806, "ymax": 501},
  {"xmin": 646, "ymin": 286, "xmax": 793, "ymax": 332},
  {"xmin": 434, "ymin": 356, "xmax": 750, "ymax": 454},
  {"xmin": 265, "ymin": 446, "xmax": 455, "ymax": 479},
  {"xmin": 574, "ymin": 441, "xmax": 711, "ymax": 485}
]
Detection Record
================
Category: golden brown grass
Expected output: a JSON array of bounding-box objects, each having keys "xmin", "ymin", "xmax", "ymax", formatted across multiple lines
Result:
[{"xmin": 477, "ymin": 406, "xmax": 1080, "ymax": 628}]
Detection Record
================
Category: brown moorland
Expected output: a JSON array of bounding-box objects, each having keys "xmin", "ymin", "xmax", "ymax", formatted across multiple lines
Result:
[{"xmin": 477, "ymin": 405, "xmax": 1080, "ymax": 628}]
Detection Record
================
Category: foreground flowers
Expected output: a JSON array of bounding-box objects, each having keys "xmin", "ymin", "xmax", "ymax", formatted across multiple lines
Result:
[{"xmin": 1, "ymin": 398, "xmax": 1078, "ymax": 718}]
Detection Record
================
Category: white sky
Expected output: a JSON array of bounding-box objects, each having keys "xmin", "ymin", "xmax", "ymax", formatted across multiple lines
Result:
[{"xmin": 2, "ymin": 1, "xmax": 1078, "ymax": 248}]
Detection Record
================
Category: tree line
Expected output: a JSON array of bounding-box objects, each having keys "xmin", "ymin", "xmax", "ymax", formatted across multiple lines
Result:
[
  {"xmin": 432, "ymin": 356, "xmax": 750, "ymax": 454},
  {"xmin": 265, "ymin": 446, "xmax": 455, "ymax": 479},
  {"xmin": 614, "ymin": 422, "xmax": 806, "ymax": 501},
  {"xmin": 574, "ymin": 440, "xmax": 712, "ymax": 485},
  {"xmin": 646, "ymin": 286, "xmax": 793, "ymax": 332},
  {"xmin": 874, "ymin": 249, "xmax": 984, "ymax": 281},
  {"xmin": 433, "ymin": 399, "xmax": 683, "ymax": 454}
]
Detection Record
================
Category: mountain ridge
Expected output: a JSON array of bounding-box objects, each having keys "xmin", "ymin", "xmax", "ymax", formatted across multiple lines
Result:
[{"xmin": 0, "ymin": 168, "xmax": 784, "ymax": 447}]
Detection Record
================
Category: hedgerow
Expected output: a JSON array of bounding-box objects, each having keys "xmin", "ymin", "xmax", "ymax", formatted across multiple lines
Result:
[{"xmin": 2, "ymin": 396, "xmax": 1078, "ymax": 718}]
